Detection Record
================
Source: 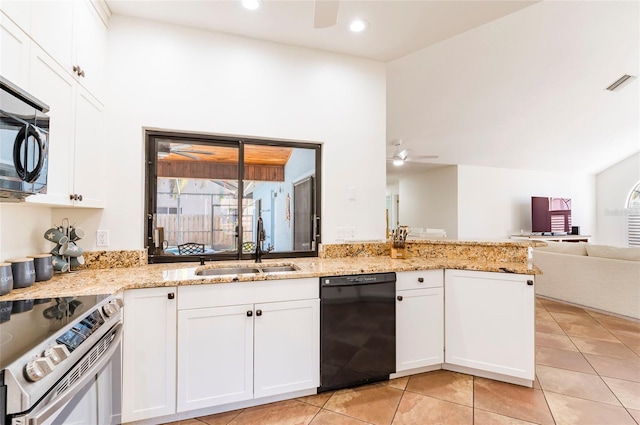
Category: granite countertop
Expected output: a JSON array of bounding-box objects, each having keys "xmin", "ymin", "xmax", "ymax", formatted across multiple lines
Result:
[{"xmin": 0, "ymin": 256, "xmax": 540, "ymax": 301}]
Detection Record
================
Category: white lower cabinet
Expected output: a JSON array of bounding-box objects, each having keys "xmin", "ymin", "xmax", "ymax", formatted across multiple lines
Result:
[
  {"xmin": 253, "ymin": 299, "xmax": 319, "ymax": 398},
  {"xmin": 177, "ymin": 304, "xmax": 254, "ymax": 411},
  {"xmin": 396, "ymin": 270, "xmax": 444, "ymax": 372},
  {"xmin": 444, "ymin": 269, "xmax": 535, "ymax": 383},
  {"xmin": 176, "ymin": 278, "xmax": 319, "ymax": 413},
  {"xmin": 122, "ymin": 287, "xmax": 177, "ymax": 423}
]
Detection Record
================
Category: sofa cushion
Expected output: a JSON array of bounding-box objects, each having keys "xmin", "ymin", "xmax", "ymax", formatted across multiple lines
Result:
[
  {"xmin": 585, "ymin": 244, "xmax": 640, "ymax": 262},
  {"xmin": 535, "ymin": 241, "xmax": 588, "ymax": 256}
]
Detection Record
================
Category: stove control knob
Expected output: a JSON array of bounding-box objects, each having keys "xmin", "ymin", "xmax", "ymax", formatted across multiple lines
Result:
[
  {"xmin": 102, "ymin": 300, "xmax": 121, "ymax": 317},
  {"xmin": 25, "ymin": 357, "xmax": 55, "ymax": 382},
  {"xmin": 44, "ymin": 345, "xmax": 70, "ymax": 365}
]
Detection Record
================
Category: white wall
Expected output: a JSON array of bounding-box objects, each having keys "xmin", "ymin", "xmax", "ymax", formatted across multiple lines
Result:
[
  {"xmin": 398, "ymin": 166, "xmax": 458, "ymax": 238},
  {"xmin": 0, "ymin": 204, "xmax": 52, "ymax": 260},
  {"xmin": 457, "ymin": 165, "xmax": 596, "ymax": 241},
  {"xmin": 595, "ymin": 152, "xmax": 640, "ymax": 246},
  {"xmin": 65, "ymin": 15, "xmax": 386, "ymax": 250}
]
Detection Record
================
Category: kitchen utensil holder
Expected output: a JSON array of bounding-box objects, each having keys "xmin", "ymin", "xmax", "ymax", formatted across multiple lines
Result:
[{"xmin": 390, "ymin": 243, "xmax": 407, "ymax": 259}]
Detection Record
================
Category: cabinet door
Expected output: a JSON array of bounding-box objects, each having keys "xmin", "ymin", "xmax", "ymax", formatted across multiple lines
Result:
[
  {"xmin": 396, "ymin": 287, "xmax": 443, "ymax": 372},
  {"xmin": 29, "ymin": 0, "xmax": 74, "ymax": 70},
  {"xmin": 0, "ymin": 12, "xmax": 31, "ymax": 88},
  {"xmin": 73, "ymin": 0, "xmax": 106, "ymax": 100},
  {"xmin": 444, "ymin": 270, "xmax": 534, "ymax": 381},
  {"xmin": 27, "ymin": 44, "xmax": 75, "ymax": 206},
  {"xmin": 71, "ymin": 87, "xmax": 104, "ymax": 207},
  {"xmin": 254, "ymin": 299, "xmax": 319, "ymax": 398},
  {"xmin": 177, "ymin": 304, "xmax": 254, "ymax": 412},
  {"xmin": 122, "ymin": 287, "xmax": 177, "ymax": 422}
]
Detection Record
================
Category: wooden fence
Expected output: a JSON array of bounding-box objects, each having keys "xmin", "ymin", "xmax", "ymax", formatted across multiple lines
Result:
[{"xmin": 156, "ymin": 214, "xmax": 254, "ymax": 250}]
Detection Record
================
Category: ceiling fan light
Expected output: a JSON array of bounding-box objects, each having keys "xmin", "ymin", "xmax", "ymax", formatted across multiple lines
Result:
[
  {"xmin": 241, "ymin": 0, "xmax": 261, "ymax": 11},
  {"xmin": 393, "ymin": 158, "xmax": 404, "ymax": 166},
  {"xmin": 348, "ymin": 18, "xmax": 368, "ymax": 33}
]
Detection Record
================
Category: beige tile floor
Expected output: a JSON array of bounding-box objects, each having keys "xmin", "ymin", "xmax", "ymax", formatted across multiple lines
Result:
[{"xmin": 166, "ymin": 297, "xmax": 640, "ymax": 425}]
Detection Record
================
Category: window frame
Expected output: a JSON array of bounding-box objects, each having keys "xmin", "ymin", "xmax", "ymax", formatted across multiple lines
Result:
[{"xmin": 144, "ymin": 130, "xmax": 322, "ymax": 263}]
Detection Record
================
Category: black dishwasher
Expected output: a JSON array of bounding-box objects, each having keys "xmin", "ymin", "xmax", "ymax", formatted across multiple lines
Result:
[{"xmin": 319, "ymin": 272, "xmax": 396, "ymax": 392}]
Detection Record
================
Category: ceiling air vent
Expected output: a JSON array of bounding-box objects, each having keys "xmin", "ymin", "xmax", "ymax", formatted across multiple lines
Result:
[{"xmin": 605, "ymin": 74, "xmax": 635, "ymax": 91}]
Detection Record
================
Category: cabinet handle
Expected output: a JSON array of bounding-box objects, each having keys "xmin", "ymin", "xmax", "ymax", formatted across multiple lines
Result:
[
  {"xmin": 397, "ymin": 295, "xmax": 403, "ymax": 301},
  {"xmin": 247, "ymin": 310, "xmax": 253, "ymax": 317},
  {"xmin": 256, "ymin": 309, "xmax": 262, "ymax": 316},
  {"xmin": 167, "ymin": 293, "xmax": 175, "ymax": 300},
  {"xmin": 73, "ymin": 65, "xmax": 85, "ymax": 78},
  {"xmin": 418, "ymin": 277, "xmax": 424, "ymax": 283},
  {"xmin": 77, "ymin": 194, "xmax": 83, "ymax": 202},
  {"xmin": 527, "ymin": 280, "xmax": 534, "ymax": 286}
]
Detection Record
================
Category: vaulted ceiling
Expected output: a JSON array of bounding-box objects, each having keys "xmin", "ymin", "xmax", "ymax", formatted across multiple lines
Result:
[{"xmin": 107, "ymin": 0, "xmax": 639, "ymax": 178}]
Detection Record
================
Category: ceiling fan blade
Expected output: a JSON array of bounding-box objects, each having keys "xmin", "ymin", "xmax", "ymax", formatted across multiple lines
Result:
[
  {"xmin": 407, "ymin": 155, "xmax": 439, "ymax": 162},
  {"xmin": 314, "ymin": 0, "xmax": 339, "ymax": 28},
  {"xmin": 178, "ymin": 150, "xmax": 216, "ymax": 156},
  {"xmin": 173, "ymin": 151, "xmax": 199, "ymax": 160}
]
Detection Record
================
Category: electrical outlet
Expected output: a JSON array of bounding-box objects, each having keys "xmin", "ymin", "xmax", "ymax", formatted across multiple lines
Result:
[{"xmin": 97, "ymin": 230, "xmax": 109, "ymax": 247}]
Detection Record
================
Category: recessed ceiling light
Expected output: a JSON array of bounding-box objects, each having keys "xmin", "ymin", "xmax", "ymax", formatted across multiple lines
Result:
[
  {"xmin": 348, "ymin": 19, "xmax": 368, "ymax": 33},
  {"xmin": 241, "ymin": 0, "xmax": 262, "ymax": 11}
]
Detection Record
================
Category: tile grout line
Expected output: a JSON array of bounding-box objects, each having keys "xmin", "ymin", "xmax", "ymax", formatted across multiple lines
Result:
[{"xmin": 538, "ymin": 300, "xmax": 559, "ymax": 425}]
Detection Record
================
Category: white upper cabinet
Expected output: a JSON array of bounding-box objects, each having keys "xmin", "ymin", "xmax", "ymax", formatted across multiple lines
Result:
[
  {"xmin": 2, "ymin": 1, "xmax": 108, "ymax": 207},
  {"xmin": 28, "ymin": 0, "xmax": 106, "ymax": 100},
  {"xmin": 71, "ymin": 0, "xmax": 107, "ymax": 99},
  {"xmin": 26, "ymin": 45, "xmax": 105, "ymax": 207},
  {"xmin": 0, "ymin": 12, "xmax": 31, "ymax": 88},
  {"xmin": 29, "ymin": 0, "xmax": 74, "ymax": 74}
]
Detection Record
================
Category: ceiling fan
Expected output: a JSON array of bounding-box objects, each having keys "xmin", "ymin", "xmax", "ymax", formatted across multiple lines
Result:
[
  {"xmin": 158, "ymin": 143, "xmax": 216, "ymax": 160},
  {"xmin": 314, "ymin": 0, "xmax": 339, "ymax": 28},
  {"xmin": 387, "ymin": 139, "xmax": 439, "ymax": 166}
]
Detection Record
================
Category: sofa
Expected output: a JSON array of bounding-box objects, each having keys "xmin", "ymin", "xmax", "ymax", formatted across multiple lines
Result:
[{"xmin": 533, "ymin": 242, "xmax": 640, "ymax": 319}]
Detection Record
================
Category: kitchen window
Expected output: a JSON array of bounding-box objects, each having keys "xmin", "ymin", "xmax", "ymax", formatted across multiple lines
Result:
[{"xmin": 145, "ymin": 130, "xmax": 321, "ymax": 263}]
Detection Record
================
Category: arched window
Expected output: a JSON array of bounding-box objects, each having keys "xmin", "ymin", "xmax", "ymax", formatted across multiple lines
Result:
[{"xmin": 627, "ymin": 181, "xmax": 640, "ymax": 246}]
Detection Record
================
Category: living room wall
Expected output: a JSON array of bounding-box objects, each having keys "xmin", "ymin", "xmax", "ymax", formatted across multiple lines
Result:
[
  {"xmin": 457, "ymin": 165, "xmax": 596, "ymax": 240},
  {"xmin": 398, "ymin": 166, "xmax": 458, "ymax": 239},
  {"xmin": 596, "ymin": 152, "xmax": 640, "ymax": 246}
]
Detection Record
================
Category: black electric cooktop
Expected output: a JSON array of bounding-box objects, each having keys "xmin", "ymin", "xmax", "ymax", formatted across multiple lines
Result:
[{"xmin": 0, "ymin": 294, "xmax": 111, "ymax": 370}]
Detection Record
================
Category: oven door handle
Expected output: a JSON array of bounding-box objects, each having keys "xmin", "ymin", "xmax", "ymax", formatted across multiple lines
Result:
[{"xmin": 22, "ymin": 322, "xmax": 123, "ymax": 425}]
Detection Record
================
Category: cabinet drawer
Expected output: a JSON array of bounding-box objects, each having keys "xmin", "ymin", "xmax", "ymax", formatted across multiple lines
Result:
[
  {"xmin": 396, "ymin": 270, "xmax": 443, "ymax": 290},
  {"xmin": 178, "ymin": 278, "xmax": 318, "ymax": 310}
]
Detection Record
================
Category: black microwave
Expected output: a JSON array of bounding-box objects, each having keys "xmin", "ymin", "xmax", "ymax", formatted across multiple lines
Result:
[{"xmin": 0, "ymin": 76, "xmax": 50, "ymax": 201}]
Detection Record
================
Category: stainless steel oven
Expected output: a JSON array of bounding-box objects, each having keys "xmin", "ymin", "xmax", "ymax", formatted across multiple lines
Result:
[
  {"xmin": 0, "ymin": 295, "xmax": 123, "ymax": 425},
  {"xmin": 0, "ymin": 76, "xmax": 49, "ymax": 201}
]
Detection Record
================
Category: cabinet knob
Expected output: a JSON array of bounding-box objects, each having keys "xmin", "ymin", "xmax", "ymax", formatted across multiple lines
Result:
[
  {"xmin": 397, "ymin": 295, "xmax": 403, "ymax": 301},
  {"xmin": 418, "ymin": 277, "xmax": 424, "ymax": 283},
  {"xmin": 256, "ymin": 309, "xmax": 262, "ymax": 316},
  {"xmin": 527, "ymin": 280, "xmax": 534, "ymax": 286},
  {"xmin": 77, "ymin": 194, "xmax": 83, "ymax": 202},
  {"xmin": 167, "ymin": 292, "xmax": 175, "ymax": 300},
  {"xmin": 247, "ymin": 310, "xmax": 253, "ymax": 317}
]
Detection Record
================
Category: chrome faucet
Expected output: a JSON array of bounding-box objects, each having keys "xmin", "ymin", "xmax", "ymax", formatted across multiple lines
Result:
[{"xmin": 255, "ymin": 217, "xmax": 266, "ymax": 263}]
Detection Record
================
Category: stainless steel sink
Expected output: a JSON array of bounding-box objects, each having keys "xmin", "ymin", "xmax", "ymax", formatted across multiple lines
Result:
[
  {"xmin": 196, "ymin": 267, "xmax": 261, "ymax": 276},
  {"xmin": 260, "ymin": 265, "xmax": 299, "ymax": 273}
]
